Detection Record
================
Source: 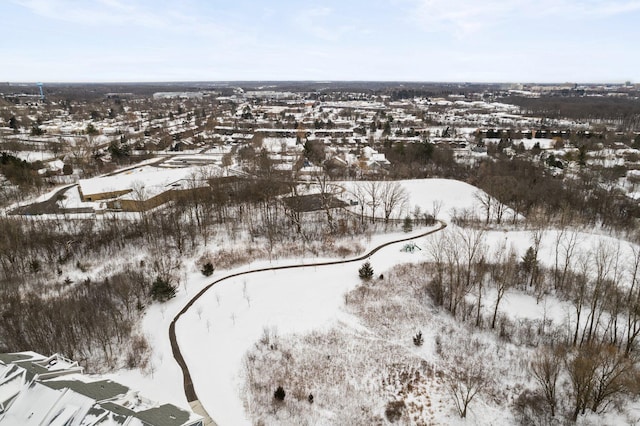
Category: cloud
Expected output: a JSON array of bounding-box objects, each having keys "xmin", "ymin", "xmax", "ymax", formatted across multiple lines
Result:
[
  {"xmin": 11, "ymin": 0, "xmax": 254, "ymax": 49},
  {"xmin": 12, "ymin": 0, "xmax": 168, "ymax": 27},
  {"xmin": 410, "ymin": 0, "xmax": 640, "ymax": 35}
]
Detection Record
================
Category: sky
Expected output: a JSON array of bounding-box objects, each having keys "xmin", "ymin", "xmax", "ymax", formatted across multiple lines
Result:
[{"xmin": 1, "ymin": 0, "xmax": 639, "ymax": 83}]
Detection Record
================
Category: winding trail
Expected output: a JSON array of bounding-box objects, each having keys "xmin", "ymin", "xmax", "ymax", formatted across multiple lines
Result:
[{"xmin": 169, "ymin": 221, "xmax": 447, "ymax": 424}]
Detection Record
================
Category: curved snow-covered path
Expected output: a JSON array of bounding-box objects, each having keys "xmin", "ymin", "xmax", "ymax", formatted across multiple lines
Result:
[{"xmin": 170, "ymin": 222, "xmax": 446, "ymax": 425}]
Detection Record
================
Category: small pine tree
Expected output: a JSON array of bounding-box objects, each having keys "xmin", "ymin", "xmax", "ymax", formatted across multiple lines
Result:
[
  {"xmin": 521, "ymin": 246, "xmax": 537, "ymax": 274},
  {"xmin": 359, "ymin": 261, "xmax": 374, "ymax": 280},
  {"xmin": 402, "ymin": 215, "xmax": 413, "ymax": 233},
  {"xmin": 201, "ymin": 262, "xmax": 214, "ymax": 277},
  {"xmin": 86, "ymin": 123, "xmax": 98, "ymax": 135},
  {"xmin": 413, "ymin": 331, "xmax": 423, "ymax": 346},
  {"xmin": 150, "ymin": 277, "xmax": 176, "ymax": 302},
  {"xmin": 274, "ymin": 386, "xmax": 286, "ymax": 401}
]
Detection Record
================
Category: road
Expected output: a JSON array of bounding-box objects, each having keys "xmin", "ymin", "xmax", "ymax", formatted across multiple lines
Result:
[
  {"xmin": 8, "ymin": 184, "xmax": 94, "ymax": 215},
  {"xmin": 168, "ymin": 221, "xmax": 447, "ymax": 425}
]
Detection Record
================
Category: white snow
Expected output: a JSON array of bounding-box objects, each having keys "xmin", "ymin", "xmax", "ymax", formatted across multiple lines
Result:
[
  {"xmin": 178, "ymin": 226, "xmax": 440, "ymax": 425},
  {"xmin": 342, "ymin": 178, "xmax": 517, "ymax": 221},
  {"xmin": 12, "ymin": 151, "xmax": 55, "ymax": 162},
  {"xmin": 78, "ymin": 165, "xmax": 213, "ymax": 200},
  {"xmin": 108, "ymin": 178, "xmax": 639, "ymax": 425}
]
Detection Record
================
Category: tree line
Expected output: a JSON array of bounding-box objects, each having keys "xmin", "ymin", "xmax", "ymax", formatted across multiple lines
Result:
[{"xmin": 422, "ymin": 227, "xmax": 640, "ymax": 421}]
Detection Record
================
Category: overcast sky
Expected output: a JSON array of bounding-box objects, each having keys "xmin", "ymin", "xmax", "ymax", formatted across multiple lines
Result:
[{"xmin": 1, "ymin": 0, "xmax": 639, "ymax": 83}]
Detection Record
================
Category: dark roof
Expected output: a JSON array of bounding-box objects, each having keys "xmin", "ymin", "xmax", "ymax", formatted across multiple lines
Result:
[
  {"xmin": 44, "ymin": 379, "xmax": 129, "ymax": 401},
  {"xmin": 13, "ymin": 360, "xmax": 48, "ymax": 381},
  {"xmin": 100, "ymin": 401, "xmax": 135, "ymax": 418},
  {"xmin": 0, "ymin": 353, "xmax": 33, "ymax": 364},
  {"xmin": 93, "ymin": 405, "xmax": 131, "ymax": 425},
  {"xmin": 135, "ymin": 404, "xmax": 192, "ymax": 426}
]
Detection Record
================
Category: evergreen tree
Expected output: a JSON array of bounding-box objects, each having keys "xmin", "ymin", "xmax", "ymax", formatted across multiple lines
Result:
[
  {"xmin": 274, "ymin": 386, "xmax": 286, "ymax": 401},
  {"xmin": 30, "ymin": 125, "xmax": 44, "ymax": 136},
  {"xmin": 86, "ymin": 123, "xmax": 98, "ymax": 135},
  {"xmin": 150, "ymin": 277, "xmax": 176, "ymax": 302},
  {"xmin": 201, "ymin": 262, "xmax": 215, "ymax": 277},
  {"xmin": 359, "ymin": 261, "xmax": 374, "ymax": 280},
  {"xmin": 413, "ymin": 331, "xmax": 424, "ymax": 346},
  {"xmin": 383, "ymin": 121, "xmax": 391, "ymax": 136},
  {"xmin": 8, "ymin": 116, "xmax": 18, "ymax": 132},
  {"xmin": 403, "ymin": 215, "xmax": 413, "ymax": 233},
  {"xmin": 521, "ymin": 246, "xmax": 537, "ymax": 274}
]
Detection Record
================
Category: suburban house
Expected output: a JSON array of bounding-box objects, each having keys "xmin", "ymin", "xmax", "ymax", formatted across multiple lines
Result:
[{"xmin": 0, "ymin": 352, "xmax": 203, "ymax": 426}]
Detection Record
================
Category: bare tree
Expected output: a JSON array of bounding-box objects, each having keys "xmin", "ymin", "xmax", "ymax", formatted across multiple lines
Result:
[
  {"xmin": 380, "ymin": 181, "xmax": 408, "ymax": 224},
  {"xmin": 426, "ymin": 229, "xmax": 447, "ymax": 306},
  {"xmin": 570, "ymin": 253, "xmax": 591, "ymax": 346},
  {"xmin": 566, "ymin": 345, "xmax": 598, "ymax": 421},
  {"xmin": 316, "ymin": 175, "xmax": 339, "ymax": 232},
  {"xmin": 446, "ymin": 340, "xmax": 488, "ymax": 418},
  {"xmin": 530, "ymin": 346, "xmax": 564, "ymax": 417},
  {"xmin": 363, "ymin": 181, "xmax": 381, "ymax": 223},
  {"xmin": 590, "ymin": 345, "xmax": 631, "ymax": 414},
  {"xmin": 624, "ymin": 243, "xmax": 640, "ymax": 354},
  {"xmin": 449, "ymin": 368, "xmax": 485, "ymax": 418},
  {"xmin": 581, "ymin": 240, "xmax": 620, "ymax": 346},
  {"xmin": 552, "ymin": 228, "xmax": 580, "ymax": 292},
  {"xmin": 431, "ymin": 199, "xmax": 443, "ymax": 221},
  {"xmin": 528, "ymin": 227, "xmax": 545, "ymax": 297},
  {"xmin": 474, "ymin": 190, "xmax": 494, "ymax": 225},
  {"xmin": 490, "ymin": 242, "xmax": 518, "ymax": 329},
  {"xmin": 349, "ymin": 184, "xmax": 369, "ymax": 225}
]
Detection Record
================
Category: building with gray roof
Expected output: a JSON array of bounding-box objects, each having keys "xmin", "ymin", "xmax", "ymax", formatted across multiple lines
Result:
[{"xmin": 0, "ymin": 352, "xmax": 202, "ymax": 426}]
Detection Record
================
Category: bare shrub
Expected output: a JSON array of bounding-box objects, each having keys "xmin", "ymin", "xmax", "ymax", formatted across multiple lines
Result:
[
  {"xmin": 513, "ymin": 389, "xmax": 553, "ymax": 426},
  {"xmin": 126, "ymin": 334, "xmax": 150, "ymax": 369}
]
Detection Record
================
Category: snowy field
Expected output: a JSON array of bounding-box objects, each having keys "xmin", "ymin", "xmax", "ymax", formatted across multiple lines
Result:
[{"xmin": 341, "ymin": 178, "xmax": 518, "ymax": 222}]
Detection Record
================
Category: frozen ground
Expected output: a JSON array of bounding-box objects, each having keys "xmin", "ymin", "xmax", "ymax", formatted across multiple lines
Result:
[
  {"xmin": 107, "ymin": 178, "xmax": 639, "ymax": 425},
  {"xmin": 341, "ymin": 178, "xmax": 518, "ymax": 221}
]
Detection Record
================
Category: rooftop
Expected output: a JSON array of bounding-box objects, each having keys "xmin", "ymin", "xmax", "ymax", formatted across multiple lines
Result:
[{"xmin": 0, "ymin": 352, "xmax": 202, "ymax": 426}]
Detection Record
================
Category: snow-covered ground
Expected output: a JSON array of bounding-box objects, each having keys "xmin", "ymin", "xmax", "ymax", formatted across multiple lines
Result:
[
  {"xmin": 107, "ymin": 225, "xmax": 439, "ymax": 418},
  {"xmin": 11, "ymin": 151, "xmax": 56, "ymax": 162},
  {"xmin": 341, "ymin": 178, "xmax": 518, "ymax": 221},
  {"xmin": 106, "ymin": 178, "xmax": 639, "ymax": 425}
]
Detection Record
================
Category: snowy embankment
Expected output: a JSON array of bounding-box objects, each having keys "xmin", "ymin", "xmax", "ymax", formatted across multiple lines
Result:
[{"xmin": 341, "ymin": 178, "xmax": 520, "ymax": 222}]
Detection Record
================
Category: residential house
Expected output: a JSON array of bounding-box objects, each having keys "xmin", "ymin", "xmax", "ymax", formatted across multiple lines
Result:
[{"xmin": 0, "ymin": 352, "xmax": 203, "ymax": 426}]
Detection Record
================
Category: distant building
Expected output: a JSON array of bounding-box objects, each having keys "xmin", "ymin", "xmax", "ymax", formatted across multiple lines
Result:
[
  {"xmin": 0, "ymin": 352, "xmax": 203, "ymax": 426},
  {"xmin": 152, "ymin": 92, "xmax": 205, "ymax": 100}
]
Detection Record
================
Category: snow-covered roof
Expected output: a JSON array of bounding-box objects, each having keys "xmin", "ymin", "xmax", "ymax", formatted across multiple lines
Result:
[
  {"xmin": 0, "ymin": 352, "xmax": 202, "ymax": 426},
  {"xmin": 78, "ymin": 166, "xmax": 201, "ymax": 199}
]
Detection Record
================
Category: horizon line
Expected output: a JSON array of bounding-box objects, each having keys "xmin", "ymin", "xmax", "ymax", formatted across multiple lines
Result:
[{"xmin": 1, "ymin": 79, "xmax": 635, "ymax": 86}]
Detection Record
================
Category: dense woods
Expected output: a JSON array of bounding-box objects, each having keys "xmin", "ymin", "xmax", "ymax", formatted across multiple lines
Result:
[{"xmin": 0, "ymin": 175, "xmax": 380, "ymax": 368}]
